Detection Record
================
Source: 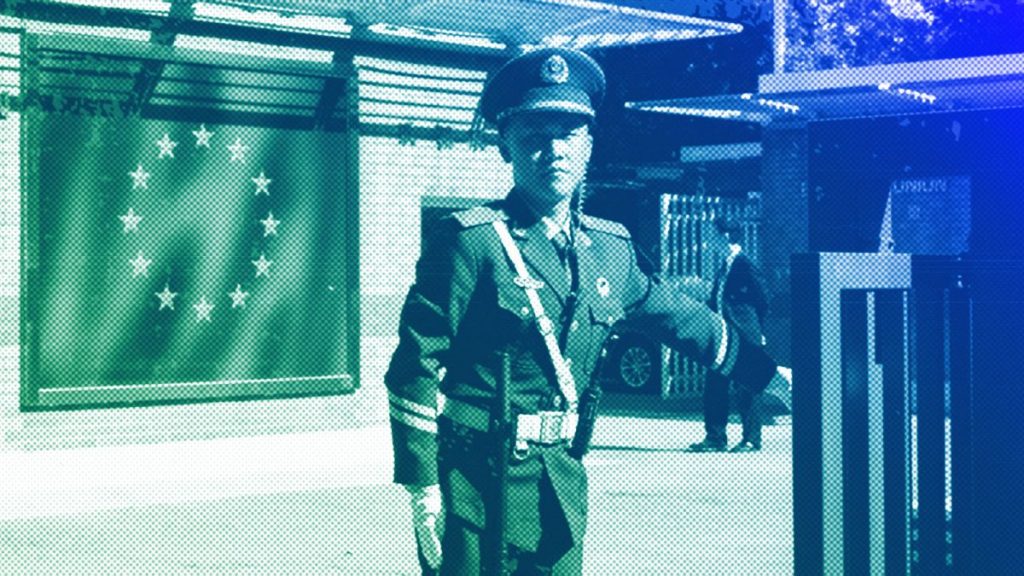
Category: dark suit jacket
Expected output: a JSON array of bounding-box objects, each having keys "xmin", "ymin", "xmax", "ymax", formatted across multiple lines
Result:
[
  {"xmin": 707, "ymin": 250, "xmax": 769, "ymax": 392},
  {"xmin": 717, "ymin": 251, "xmax": 768, "ymax": 348}
]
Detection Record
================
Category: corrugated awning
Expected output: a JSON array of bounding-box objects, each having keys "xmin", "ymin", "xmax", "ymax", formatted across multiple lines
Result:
[
  {"xmin": 625, "ymin": 52, "xmax": 1024, "ymax": 125},
  {"xmin": 4, "ymin": 0, "xmax": 747, "ymax": 133},
  {"xmin": 182, "ymin": 0, "xmax": 743, "ymax": 50}
]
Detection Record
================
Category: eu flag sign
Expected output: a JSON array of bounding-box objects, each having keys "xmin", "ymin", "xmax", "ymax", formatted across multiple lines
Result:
[{"xmin": 22, "ymin": 113, "xmax": 358, "ymax": 408}]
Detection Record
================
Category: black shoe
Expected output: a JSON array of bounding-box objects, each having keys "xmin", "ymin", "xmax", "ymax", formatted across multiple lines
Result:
[
  {"xmin": 687, "ymin": 439, "xmax": 727, "ymax": 453},
  {"xmin": 729, "ymin": 440, "xmax": 761, "ymax": 453}
]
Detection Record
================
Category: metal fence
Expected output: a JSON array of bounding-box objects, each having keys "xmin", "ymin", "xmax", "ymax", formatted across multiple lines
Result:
[{"xmin": 659, "ymin": 192, "xmax": 761, "ymax": 398}]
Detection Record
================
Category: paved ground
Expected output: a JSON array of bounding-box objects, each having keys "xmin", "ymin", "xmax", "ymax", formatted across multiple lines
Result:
[{"xmin": 0, "ymin": 410, "xmax": 793, "ymax": 575}]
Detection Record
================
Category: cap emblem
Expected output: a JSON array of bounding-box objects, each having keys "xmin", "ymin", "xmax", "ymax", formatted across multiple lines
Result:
[{"xmin": 540, "ymin": 54, "xmax": 569, "ymax": 84}]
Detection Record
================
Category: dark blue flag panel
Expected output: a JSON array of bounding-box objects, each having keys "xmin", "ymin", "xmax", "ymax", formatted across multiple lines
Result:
[{"xmin": 23, "ymin": 113, "xmax": 357, "ymax": 407}]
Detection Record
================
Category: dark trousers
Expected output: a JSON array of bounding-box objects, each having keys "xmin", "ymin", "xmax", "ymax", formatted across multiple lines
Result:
[
  {"xmin": 416, "ymin": 494, "xmax": 584, "ymax": 576},
  {"xmin": 421, "ymin": 514, "xmax": 582, "ymax": 576},
  {"xmin": 703, "ymin": 374, "xmax": 765, "ymax": 446},
  {"xmin": 423, "ymin": 419, "xmax": 585, "ymax": 576}
]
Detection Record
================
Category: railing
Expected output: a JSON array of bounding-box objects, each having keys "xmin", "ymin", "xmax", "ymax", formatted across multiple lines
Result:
[
  {"xmin": 658, "ymin": 192, "xmax": 761, "ymax": 398},
  {"xmin": 791, "ymin": 253, "xmax": 971, "ymax": 575}
]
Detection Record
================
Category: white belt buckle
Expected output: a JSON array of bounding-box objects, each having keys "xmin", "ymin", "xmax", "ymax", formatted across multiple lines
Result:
[
  {"xmin": 513, "ymin": 411, "xmax": 578, "ymax": 460},
  {"xmin": 537, "ymin": 411, "xmax": 565, "ymax": 444}
]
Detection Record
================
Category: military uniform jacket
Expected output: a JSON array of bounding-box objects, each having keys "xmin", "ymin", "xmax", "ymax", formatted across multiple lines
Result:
[{"xmin": 385, "ymin": 190, "xmax": 775, "ymax": 552}]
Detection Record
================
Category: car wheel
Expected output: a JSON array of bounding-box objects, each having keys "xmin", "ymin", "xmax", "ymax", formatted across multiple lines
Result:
[{"xmin": 608, "ymin": 333, "xmax": 658, "ymax": 393}]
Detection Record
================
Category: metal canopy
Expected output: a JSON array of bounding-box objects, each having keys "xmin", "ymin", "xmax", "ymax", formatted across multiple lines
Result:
[
  {"xmin": 203, "ymin": 0, "xmax": 744, "ymax": 50},
  {"xmin": 4, "ymin": 0, "xmax": 746, "ymax": 134},
  {"xmin": 625, "ymin": 52, "xmax": 1024, "ymax": 125}
]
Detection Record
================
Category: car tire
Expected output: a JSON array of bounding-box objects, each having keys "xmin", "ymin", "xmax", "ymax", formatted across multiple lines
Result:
[{"xmin": 607, "ymin": 333, "xmax": 658, "ymax": 394}]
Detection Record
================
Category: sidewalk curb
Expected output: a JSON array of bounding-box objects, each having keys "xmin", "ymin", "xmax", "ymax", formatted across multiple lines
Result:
[{"xmin": 0, "ymin": 424, "xmax": 394, "ymax": 520}]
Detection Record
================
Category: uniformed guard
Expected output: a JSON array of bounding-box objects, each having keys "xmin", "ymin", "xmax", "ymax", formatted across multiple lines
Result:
[{"xmin": 385, "ymin": 47, "xmax": 783, "ymax": 575}]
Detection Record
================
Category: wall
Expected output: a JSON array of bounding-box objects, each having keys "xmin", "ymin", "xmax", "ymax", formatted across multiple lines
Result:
[
  {"xmin": 760, "ymin": 123, "xmax": 809, "ymax": 367},
  {"xmin": 358, "ymin": 135, "xmax": 510, "ymax": 420},
  {"xmin": 0, "ymin": 28, "xmax": 23, "ymax": 439}
]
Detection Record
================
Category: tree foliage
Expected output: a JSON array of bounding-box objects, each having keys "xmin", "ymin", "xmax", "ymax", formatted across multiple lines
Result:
[{"xmin": 784, "ymin": 0, "xmax": 1021, "ymax": 71}]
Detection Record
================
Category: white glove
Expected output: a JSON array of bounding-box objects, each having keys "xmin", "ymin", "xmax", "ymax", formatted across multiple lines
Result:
[{"xmin": 407, "ymin": 484, "xmax": 443, "ymax": 570}]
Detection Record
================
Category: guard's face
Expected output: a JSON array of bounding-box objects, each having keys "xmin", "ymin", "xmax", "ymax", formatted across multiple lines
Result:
[{"xmin": 500, "ymin": 112, "xmax": 593, "ymax": 206}]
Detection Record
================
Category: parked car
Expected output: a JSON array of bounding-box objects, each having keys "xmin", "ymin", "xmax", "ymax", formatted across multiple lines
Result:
[{"xmin": 603, "ymin": 330, "xmax": 661, "ymax": 394}]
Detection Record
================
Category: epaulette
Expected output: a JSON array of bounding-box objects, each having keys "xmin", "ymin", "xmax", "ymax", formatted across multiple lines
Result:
[
  {"xmin": 451, "ymin": 205, "xmax": 507, "ymax": 229},
  {"xmin": 580, "ymin": 214, "xmax": 630, "ymax": 238}
]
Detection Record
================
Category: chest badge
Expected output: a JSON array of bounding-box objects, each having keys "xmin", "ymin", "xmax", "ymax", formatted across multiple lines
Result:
[{"xmin": 596, "ymin": 277, "xmax": 611, "ymax": 298}]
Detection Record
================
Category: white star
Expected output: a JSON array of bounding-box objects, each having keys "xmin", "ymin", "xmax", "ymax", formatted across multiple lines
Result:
[
  {"xmin": 129, "ymin": 250, "xmax": 152, "ymax": 278},
  {"xmin": 128, "ymin": 164, "xmax": 151, "ymax": 190},
  {"xmin": 228, "ymin": 137, "xmax": 249, "ymax": 163},
  {"xmin": 252, "ymin": 253, "xmax": 272, "ymax": 278},
  {"xmin": 228, "ymin": 284, "xmax": 250, "ymax": 309},
  {"xmin": 193, "ymin": 296, "xmax": 214, "ymax": 322},
  {"xmin": 192, "ymin": 123, "xmax": 214, "ymax": 148},
  {"xmin": 119, "ymin": 207, "xmax": 142, "ymax": 233},
  {"xmin": 259, "ymin": 211, "xmax": 280, "ymax": 237},
  {"xmin": 252, "ymin": 170, "xmax": 272, "ymax": 195},
  {"xmin": 155, "ymin": 133, "xmax": 178, "ymax": 159},
  {"xmin": 155, "ymin": 283, "xmax": 178, "ymax": 311}
]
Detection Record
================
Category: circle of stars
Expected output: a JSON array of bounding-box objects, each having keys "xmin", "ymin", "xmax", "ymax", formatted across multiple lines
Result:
[
  {"xmin": 128, "ymin": 164, "xmax": 151, "ymax": 190},
  {"xmin": 129, "ymin": 250, "xmax": 152, "ymax": 278},
  {"xmin": 252, "ymin": 170, "xmax": 272, "ymax": 195},
  {"xmin": 192, "ymin": 124, "xmax": 214, "ymax": 148},
  {"xmin": 252, "ymin": 253, "xmax": 272, "ymax": 278},
  {"xmin": 228, "ymin": 284, "xmax": 249, "ymax": 309},
  {"xmin": 121, "ymin": 127, "xmax": 284, "ymax": 326},
  {"xmin": 155, "ymin": 283, "xmax": 178, "ymax": 311},
  {"xmin": 259, "ymin": 212, "xmax": 280, "ymax": 237},
  {"xmin": 155, "ymin": 133, "xmax": 178, "ymax": 159},
  {"xmin": 193, "ymin": 296, "xmax": 214, "ymax": 323},
  {"xmin": 119, "ymin": 207, "xmax": 142, "ymax": 233},
  {"xmin": 228, "ymin": 137, "xmax": 249, "ymax": 163}
]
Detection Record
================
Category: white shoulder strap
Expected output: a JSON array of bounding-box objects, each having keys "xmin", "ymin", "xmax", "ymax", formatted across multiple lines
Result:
[{"xmin": 492, "ymin": 220, "xmax": 578, "ymax": 410}]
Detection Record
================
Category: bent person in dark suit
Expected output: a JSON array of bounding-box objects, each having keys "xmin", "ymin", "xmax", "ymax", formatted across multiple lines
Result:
[
  {"xmin": 687, "ymin": 217, "xmax": 772, "ymax": 453},
  {"xmin": 385, "ymin": 48, "xmax": 788, "ymax": 575}
]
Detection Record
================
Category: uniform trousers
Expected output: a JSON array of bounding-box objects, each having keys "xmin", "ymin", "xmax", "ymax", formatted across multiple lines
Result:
[{"xmin": 417, "ymin": 419, "xmax": 585, "ymax": 575}]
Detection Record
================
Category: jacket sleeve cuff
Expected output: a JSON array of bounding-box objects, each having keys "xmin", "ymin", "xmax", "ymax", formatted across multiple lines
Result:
[{"xmin": 390, "ymin": 420, "xmax": 439, "ymax": 486}]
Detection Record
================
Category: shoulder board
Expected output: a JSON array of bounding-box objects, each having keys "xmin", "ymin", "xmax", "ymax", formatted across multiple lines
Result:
[
  {"xmin": 451, "ymin": 205, "xmax": 507, "ymax": 229},
  {"xmin": 580, "ymin": 214, "xmax": 630, "ymax": 238}
]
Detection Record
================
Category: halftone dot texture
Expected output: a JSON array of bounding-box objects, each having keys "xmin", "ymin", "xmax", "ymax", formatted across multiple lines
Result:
[
  {"xmin": 4, "ymin": 1, "xmax": 1023, "ymax": 574},
  {"xmin": 29, "ymin": 115, "xmax": 356, "ymax": 404}
]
